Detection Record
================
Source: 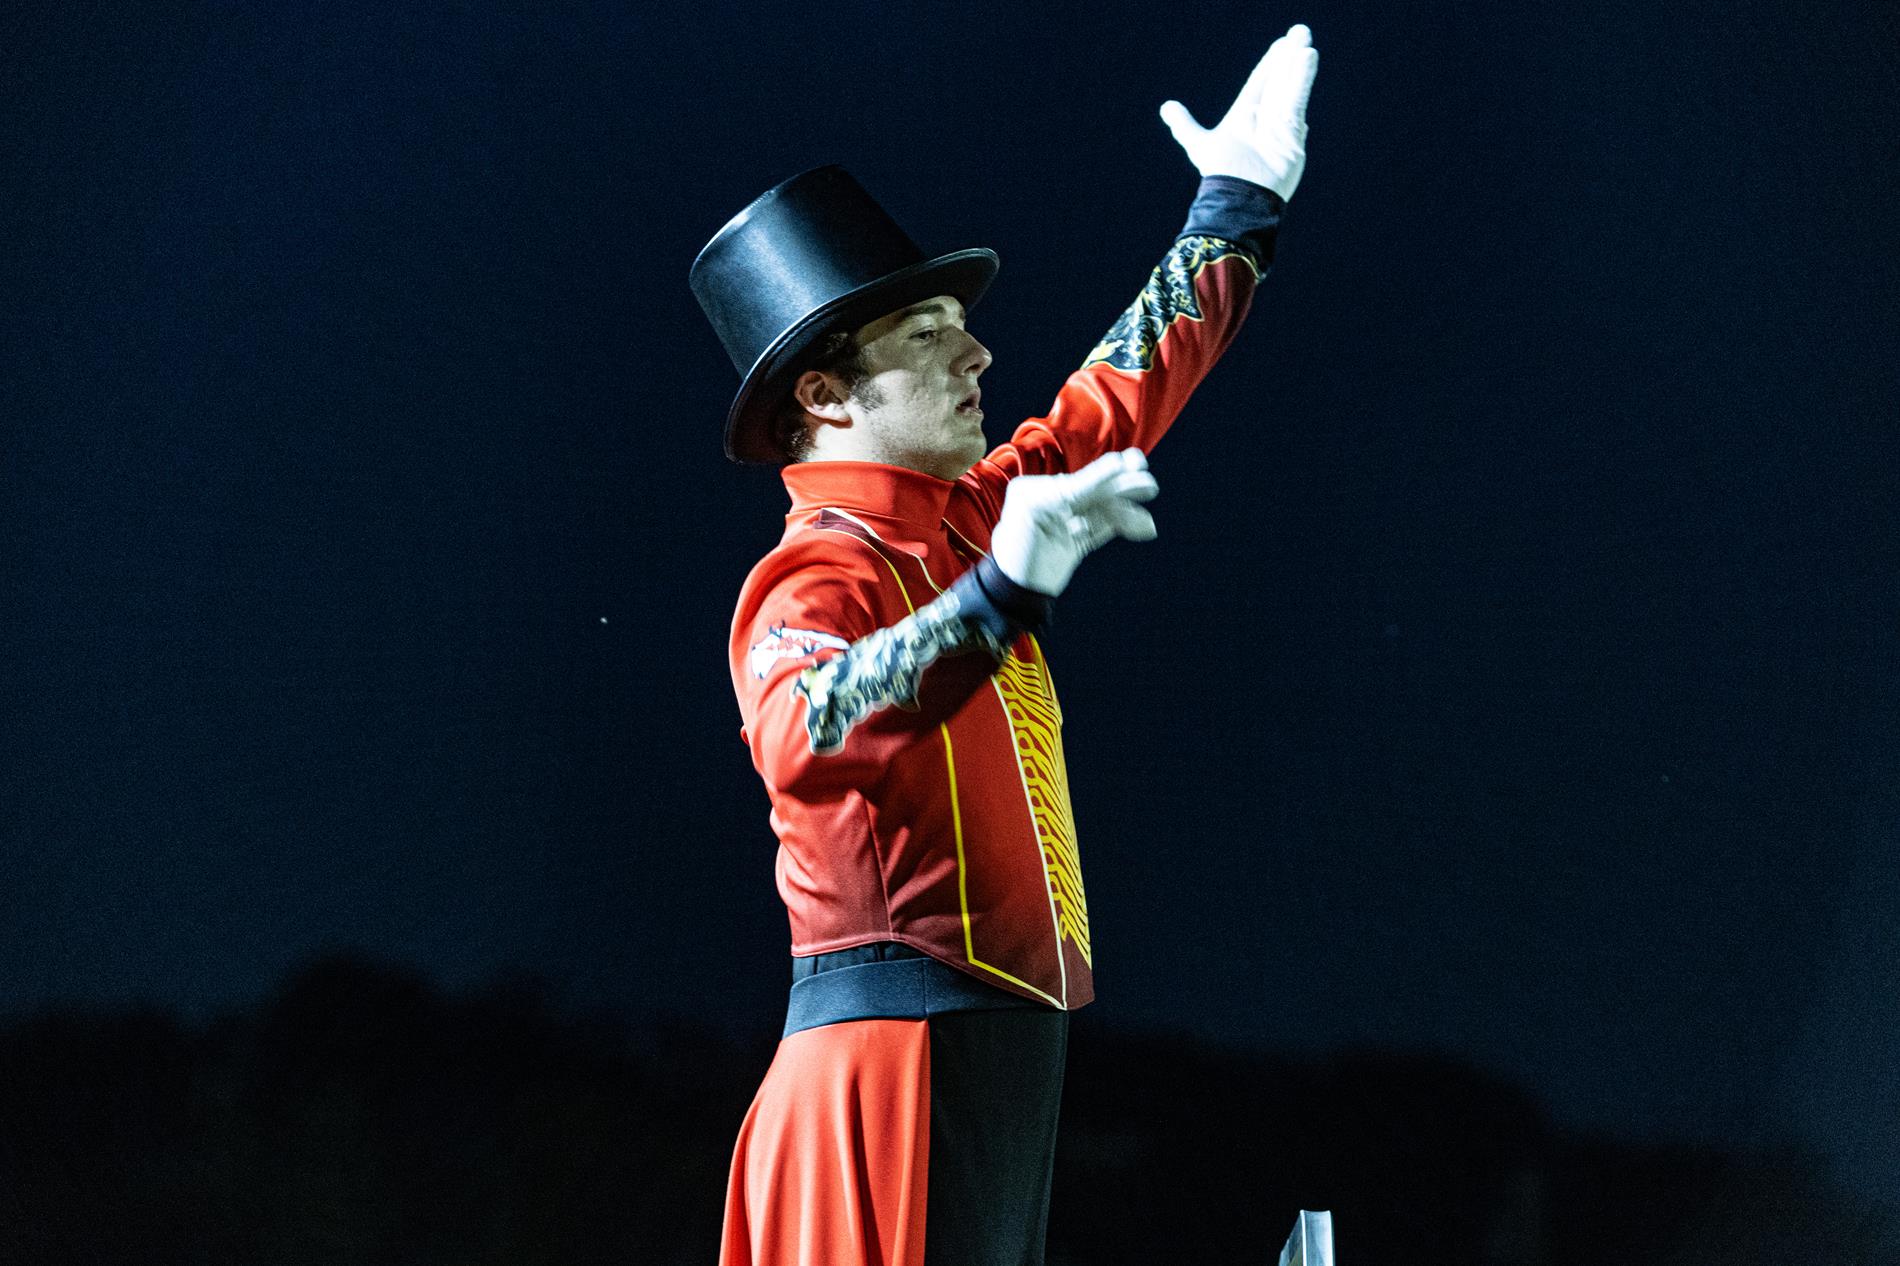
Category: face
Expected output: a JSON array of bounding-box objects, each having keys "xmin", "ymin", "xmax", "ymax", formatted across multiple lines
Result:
[{"xmin": 804, "ymin": 293, "xmax": 993, "ymax": 480}]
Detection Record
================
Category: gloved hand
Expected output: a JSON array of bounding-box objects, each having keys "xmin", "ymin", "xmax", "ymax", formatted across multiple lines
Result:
[
  {"xmin": 990, "ymin": 449, "xmax": 1160, "ymax": 597},
  {"xmin": 1159, "ymin": 22, "xmax": 1319, "ymax": 202}
]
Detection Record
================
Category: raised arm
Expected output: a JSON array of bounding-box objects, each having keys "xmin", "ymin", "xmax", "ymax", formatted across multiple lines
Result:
[{"xmin": 955, "ymin": 22, "xmax": 1317, "ymax": 519}]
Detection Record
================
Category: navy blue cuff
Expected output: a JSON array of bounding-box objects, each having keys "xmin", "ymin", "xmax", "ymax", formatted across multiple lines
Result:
[
  {"xmin": 1178, "ymin": 175, "xmax": 1286, "ymax": 270},
  {"xmin": 973, "ymin": 555, "xmax": 1055, "ymax": 635},
  {"xmin": 948, "ymin": 555, "xmax": 1054, "ymax": 645}
]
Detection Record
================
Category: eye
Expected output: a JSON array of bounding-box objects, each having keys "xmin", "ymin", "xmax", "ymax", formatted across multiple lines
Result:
[{"xmin": 911, "ymin": 328, "xmax": 938, "ymax": 341}]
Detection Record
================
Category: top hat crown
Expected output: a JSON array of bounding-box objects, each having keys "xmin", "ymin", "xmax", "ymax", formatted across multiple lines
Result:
[{"xmin": 690, "ymin": 165, "xmax": 999, "ymax": 464}]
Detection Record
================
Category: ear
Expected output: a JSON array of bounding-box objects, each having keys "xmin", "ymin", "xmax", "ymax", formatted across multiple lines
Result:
[{"xmin": 791, "ymin": 368, "xmax": 852, "ymax": 423}]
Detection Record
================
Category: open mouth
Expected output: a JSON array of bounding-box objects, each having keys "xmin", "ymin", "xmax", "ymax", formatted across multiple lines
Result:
[{"xmin": 956, "ymin": 390, "xmax": 982, "ymax": 415}]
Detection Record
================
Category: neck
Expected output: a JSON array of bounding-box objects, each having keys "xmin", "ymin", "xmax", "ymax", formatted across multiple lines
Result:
[{"xmin": 805, "ymin": 426, "xmax": 968, "ymax": 481}]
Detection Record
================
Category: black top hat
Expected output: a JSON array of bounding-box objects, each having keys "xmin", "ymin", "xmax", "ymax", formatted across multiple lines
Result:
[{"xmin": 690, "ymin": 165, "xmax": 999, "ymax": 464}]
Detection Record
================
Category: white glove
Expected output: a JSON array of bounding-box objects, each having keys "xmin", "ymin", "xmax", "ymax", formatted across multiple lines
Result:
[
  {"xmin": 1159, "ymin": 22, "xmax": 1319, "ymax": 202},
  {"xmin": 990, "ymin": 449, "xmax": 1160, "ymax": 597}
]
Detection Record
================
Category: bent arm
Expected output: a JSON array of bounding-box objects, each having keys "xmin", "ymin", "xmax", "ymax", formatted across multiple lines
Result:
[
  {"xmin": 788, "ymin": 555, "xmax": 1047, "ymax": 756},
  {"xmin": 734, "ymin": 543, "xmax": 1049, "ymax": 794}
]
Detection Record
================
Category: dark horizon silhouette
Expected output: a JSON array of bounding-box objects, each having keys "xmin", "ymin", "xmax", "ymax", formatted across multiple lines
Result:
[{"xmin": 2, "ymin": 951, "xmax": 1892, "ymax": 1264}]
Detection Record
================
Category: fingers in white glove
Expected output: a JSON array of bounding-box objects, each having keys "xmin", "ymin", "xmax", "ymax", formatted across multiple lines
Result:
[
  {"xmin": 1226, "ymin": 24, "xmax": 1313, "ymax": 132},
  {"xmin": 990, "ymin": 449, "xmax": 1160, "ymax": 596},
  {"xmin": 1159, "ymin": 22, "xmax": 1314, "ymax": 139},
  {"xmin": 1067, "ymin": 446, "xmax": 1148, "ymax": 490},
  {"xmin": 1157, "ymin": 97, "xmax": 1205, "ymax": 145},
  {"xmin": 1102, "ymin": 467, "xmax": 1160, "ymax": 504},
  {"xmin": 1265, "ymin": 30, "xmax": 1318, "ymax": 137},
  {"xmin": 1088, "ymin": 498, "xmax": 1158, "ymax": 546},
  {"xmin": 1158, "ymin": 21, "xmax": 1318, "ymax": 200},
  {"xmin": 1064, "ymin": 449, "xmax": 1159, "ymax": 548}
]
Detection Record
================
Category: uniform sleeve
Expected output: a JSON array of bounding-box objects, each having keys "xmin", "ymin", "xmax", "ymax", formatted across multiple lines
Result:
[
  {"xmin": 955, "ymin": 176, "xmax": 1286, "ymax": 522},
  {"xmin": 732, "ymin": 537, "xmax": 1051, "ymax": 797}
]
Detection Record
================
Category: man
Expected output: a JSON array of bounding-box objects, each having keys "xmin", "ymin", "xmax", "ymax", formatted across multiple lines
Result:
[{"xmin": 688, "ymin": 21, "xmax": 1318, "ymax": 1266}]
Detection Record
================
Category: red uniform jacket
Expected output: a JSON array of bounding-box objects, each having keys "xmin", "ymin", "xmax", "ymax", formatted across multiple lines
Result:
[{"xmin": 729, "ymin": 177, "xmax": 1285, "ymax": 1009}]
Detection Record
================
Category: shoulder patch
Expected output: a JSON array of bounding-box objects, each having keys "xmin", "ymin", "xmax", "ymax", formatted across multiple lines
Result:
[{"xmin": 749, "ymin": 624, "xmax": 850, "ymax": 680}]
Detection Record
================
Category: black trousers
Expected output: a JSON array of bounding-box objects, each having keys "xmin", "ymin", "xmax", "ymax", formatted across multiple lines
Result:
[
  {"xmin": 797, "ymin": 943, "xmax": 1071, "ymax": 1266},
  {"xmin": 925, "ymin": 1005, "xmax": 1070, "ymax": 1266}
]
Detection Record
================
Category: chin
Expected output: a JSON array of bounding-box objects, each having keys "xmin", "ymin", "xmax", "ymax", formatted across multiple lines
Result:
[{"xmin": 946, "ymin": 430, "xmax": 988, "ymax": 479}]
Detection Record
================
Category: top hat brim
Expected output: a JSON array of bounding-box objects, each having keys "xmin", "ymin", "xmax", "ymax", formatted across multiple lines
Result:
[{"xmin": 723, "ymin": 247, "xmax": 999, "ymax": 464}]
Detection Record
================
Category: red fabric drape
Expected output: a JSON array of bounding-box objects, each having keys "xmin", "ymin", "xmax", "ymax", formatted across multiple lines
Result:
[{"xmin": 719, "ymin": 1019, "xmax": 932, "ymax": 1266}]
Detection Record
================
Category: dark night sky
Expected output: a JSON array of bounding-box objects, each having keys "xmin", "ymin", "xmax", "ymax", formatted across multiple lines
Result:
[{"xmin": 4, "ymin": 0, "xmax": 1895, "ymax": 1209}]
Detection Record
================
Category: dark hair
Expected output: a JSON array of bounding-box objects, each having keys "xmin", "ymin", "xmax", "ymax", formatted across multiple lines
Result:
[{"xmin": 772, "ymin": 329, "xmax": 868, "ymax": 465}]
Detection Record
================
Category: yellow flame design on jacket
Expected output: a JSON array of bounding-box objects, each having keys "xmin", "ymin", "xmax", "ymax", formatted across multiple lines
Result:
[{"xmin": 995, "ymin": 643, "xmax": 1091, "ymax": 966}]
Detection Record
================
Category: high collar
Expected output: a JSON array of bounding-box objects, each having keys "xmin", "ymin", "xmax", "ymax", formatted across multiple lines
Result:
[{"xmin": 782, "ymin": 461, "xmax": 955, "ymax": 528}]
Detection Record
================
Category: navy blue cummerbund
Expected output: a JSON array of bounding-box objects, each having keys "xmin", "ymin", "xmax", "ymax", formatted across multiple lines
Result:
[{"xmin": 783, "ymin": 950, "xmax": 1049, "ymax": 1038}]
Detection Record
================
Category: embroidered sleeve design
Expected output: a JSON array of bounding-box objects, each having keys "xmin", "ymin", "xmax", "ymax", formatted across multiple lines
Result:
[
  {"xmin": 792, "ymin": 586, "xmax": 1009, "ymax": 756},
  {"xmin": 1079, "ymin": 235, "xmax": 1261, "ymax": 374}
]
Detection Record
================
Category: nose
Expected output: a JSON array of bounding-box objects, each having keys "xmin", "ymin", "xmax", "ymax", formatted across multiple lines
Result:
[{"xmin": 958, "ymin": 330, "xmax": 993, "ymax": 377}]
